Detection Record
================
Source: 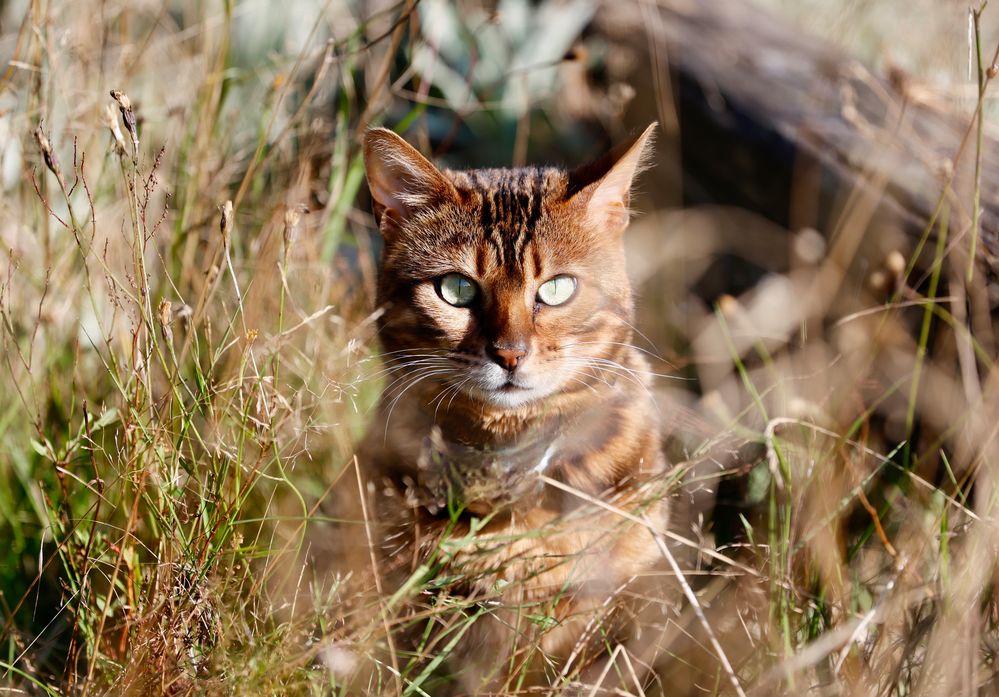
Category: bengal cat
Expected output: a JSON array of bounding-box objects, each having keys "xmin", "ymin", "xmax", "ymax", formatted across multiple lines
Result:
[{"xmin": 358, "ymin": 124, "xmax": 669, "ymax": 693}]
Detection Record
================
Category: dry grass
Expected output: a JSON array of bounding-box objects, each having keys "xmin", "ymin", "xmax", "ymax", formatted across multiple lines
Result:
[{"xmin": 2, "ymin": 0, "xmax": 999, "ymax": 695}]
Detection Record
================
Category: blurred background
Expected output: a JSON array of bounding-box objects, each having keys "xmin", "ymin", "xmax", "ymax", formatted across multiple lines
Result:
[{"xmin": 2, "ymin": 0, "xmax": 999, "ymax": 694}]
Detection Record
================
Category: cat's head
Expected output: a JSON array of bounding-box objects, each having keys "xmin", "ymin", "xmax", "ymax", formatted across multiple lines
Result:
[{"xmin": 363, "ymin": 125, "xmax": 656, "ymax": 411}]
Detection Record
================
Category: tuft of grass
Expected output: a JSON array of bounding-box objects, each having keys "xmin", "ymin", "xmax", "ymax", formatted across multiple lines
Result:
[{"xmin": 3, "ymin": 1, "xmax": 999, "ymax": 695}]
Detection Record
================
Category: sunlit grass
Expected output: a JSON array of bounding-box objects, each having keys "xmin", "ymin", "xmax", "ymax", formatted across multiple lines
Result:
[{"xmin": 2, "ymin": 1, "xmax": 999, "ymax": 695}]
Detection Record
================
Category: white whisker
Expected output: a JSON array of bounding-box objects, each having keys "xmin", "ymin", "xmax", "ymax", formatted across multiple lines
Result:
[
  {"xmin": 559, "ymin": 339, "xmax": 669, "ymax": 364},
  {"xmin": 382, "ymin": 368, "xmax": 454, "ymax": 440},
  {"xmin": 363, "ymin": 357, "xmax": 452, "ymax": 381},
  {"xmin": 559, "ymin": 357, "xmax": 660, "ymax": 411}
]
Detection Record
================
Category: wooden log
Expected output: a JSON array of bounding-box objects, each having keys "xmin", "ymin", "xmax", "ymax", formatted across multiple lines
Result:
[{"xmin": 596, "ymin": 0, "xmax": 999, "ymax": 299}]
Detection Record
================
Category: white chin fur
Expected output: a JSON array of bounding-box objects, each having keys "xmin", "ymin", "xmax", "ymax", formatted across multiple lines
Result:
[
  {"xmin": 466, "ymin": 378, "xmax": 559, "ymax": 409},
  {"xmin": 477, "ymin": 387, "xmax": 542, "ymax": 409}
]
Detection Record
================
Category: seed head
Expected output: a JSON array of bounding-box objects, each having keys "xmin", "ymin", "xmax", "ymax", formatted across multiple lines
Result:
[
  {"xmin": 219, "ymin": 200, "xmax": 234, "ymax": 246},
  {"xmin": 33, "ymin": 124, "xmax": 61, "ymax": 180},
  {"xmin": 282, "ymin": 206, "xmax": 303, "ymax": 264},
  {"xmin": 157, "ymin": 299, "xmax": 173, "ymax": 343},
  {"xmin": 174, "ymin": 303, "xmax": 193, "ymax": 332},
  {"xmin": 110, "ymin": 89, "xmax": 139, "ymax": 153},
  {"xmin": 284, "ymin": 207, "xmax": 302, "ymax": 232}
]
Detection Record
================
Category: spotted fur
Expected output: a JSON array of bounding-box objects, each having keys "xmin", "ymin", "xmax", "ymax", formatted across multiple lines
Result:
[{"xmin": 359, "ymin": 125, "xmax": 666, "ymax": 690}]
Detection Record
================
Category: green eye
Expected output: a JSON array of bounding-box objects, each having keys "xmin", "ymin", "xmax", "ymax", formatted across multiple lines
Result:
[
  {"xmin": 437, "ymin": 273, "xmax": 478, "ymax": 307},
  {"xmin": 537, "ymin": 275, "xmax": 577, "ymax": 306}
]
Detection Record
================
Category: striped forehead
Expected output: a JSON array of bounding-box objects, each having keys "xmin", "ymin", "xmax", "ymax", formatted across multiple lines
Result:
[{"xmin": 448, "ymin": 167, "xmax": 563, "ymax": 271}]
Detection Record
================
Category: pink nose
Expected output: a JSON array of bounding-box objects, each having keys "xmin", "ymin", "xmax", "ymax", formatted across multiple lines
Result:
[{"xmin": 490, "ymin": 345, "xmax": 527, "ymax": 371}]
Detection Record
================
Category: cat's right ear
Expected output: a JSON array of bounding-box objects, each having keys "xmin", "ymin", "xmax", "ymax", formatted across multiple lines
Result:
[{"xmin": 363, "ymin": 128, "xmax": 456, "ymax": 237}]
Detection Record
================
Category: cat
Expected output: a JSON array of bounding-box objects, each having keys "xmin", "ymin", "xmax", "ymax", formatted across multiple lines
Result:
[{"xmin": 357, "ymin": 124, "xmax": 669, "ymax": 693}]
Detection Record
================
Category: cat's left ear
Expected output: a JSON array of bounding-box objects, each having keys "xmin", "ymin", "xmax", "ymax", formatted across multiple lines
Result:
[{"xmin": 567, "ymin": 123, "xmax": 657, "ymax": 234}]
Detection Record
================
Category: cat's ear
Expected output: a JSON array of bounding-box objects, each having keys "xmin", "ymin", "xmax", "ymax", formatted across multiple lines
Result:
[
  {"xmin": 567, "ymin": 123, "xmax": 657, "ymax": 233},
  {"xmin": 363, "ymin": 128, "xmax": 457, "ymax": 236}
]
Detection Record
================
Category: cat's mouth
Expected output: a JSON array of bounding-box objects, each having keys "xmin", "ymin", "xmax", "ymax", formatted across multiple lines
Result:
[
  {"xmin": 468, "ymin": 372, "xmax": 544, "ymax": 407},
  {"xmin": 461, "ymin": 361, "xmax": 560, "ymax": 408},
  {"xmin": 499, "ymin": 381, "xmax": 528, "ymax": 392}
]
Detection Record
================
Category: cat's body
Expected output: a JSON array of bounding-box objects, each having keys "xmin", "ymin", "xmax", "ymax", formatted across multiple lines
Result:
[{"xmin": 358, "ymin": 126, "xmax": 669, "ymax": 691}]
